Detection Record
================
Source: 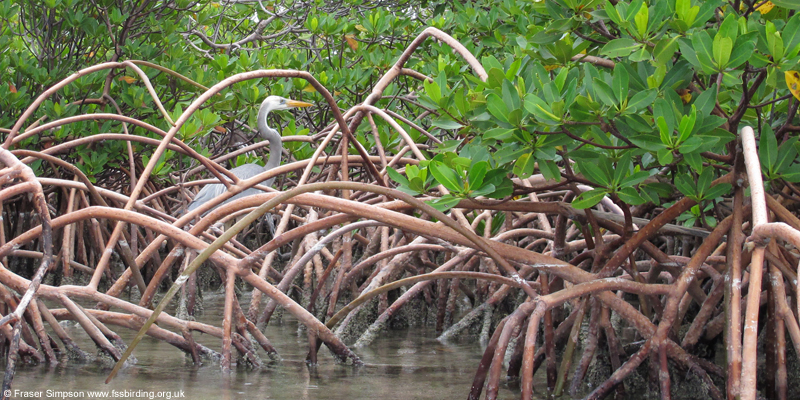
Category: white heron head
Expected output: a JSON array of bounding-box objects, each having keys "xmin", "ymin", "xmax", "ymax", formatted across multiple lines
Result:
[{"xmin": 261, "ymin": 95, "xmax": 313, "ymax": 112}]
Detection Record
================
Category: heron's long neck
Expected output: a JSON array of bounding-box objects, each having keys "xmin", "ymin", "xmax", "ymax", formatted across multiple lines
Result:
[{"xmin": 257, "ymin": 105, "xmax": 283, "ymax": 172}]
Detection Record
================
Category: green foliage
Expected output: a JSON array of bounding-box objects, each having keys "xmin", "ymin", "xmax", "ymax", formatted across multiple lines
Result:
[
  {"xmin": 389, "ymin": 153, "xmax": 512, "ymax": 212},
  {"xmin": 1, "ymin": 0, "xmax": 799, "ymax": 229},
  {"xmin": 386, "ymin": 0, "xmax": 800, "ymax": 228}
]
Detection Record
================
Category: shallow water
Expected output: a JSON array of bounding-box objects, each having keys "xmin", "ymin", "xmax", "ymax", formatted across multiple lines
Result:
[{"xmin": 10, "ymin": 292, "xmax": 548, "ymax": 399}]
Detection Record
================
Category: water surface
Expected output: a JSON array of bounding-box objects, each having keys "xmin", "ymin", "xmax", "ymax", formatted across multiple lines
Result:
[{"xmin": 11, "ymin": 292, "xmax": 545, "ymax": 399}]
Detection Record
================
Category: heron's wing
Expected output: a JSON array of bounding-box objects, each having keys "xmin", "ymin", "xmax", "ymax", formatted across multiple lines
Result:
[
  {"xmin": 186, "ymin": 182, "xmax": 225, "ymax": 213},
  {"xmin": 229, "ymin": 163, "xmax": 269, "ymax": 181},
  {"xmin": 186, "ymin": 163, "xmax": 273, "ymax": 214},
  {"xmin": 229, "ymin": 163, "xmax": 276, "ymax": 190}
]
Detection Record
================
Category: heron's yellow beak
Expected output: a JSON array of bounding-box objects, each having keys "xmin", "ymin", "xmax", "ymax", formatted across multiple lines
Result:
[{"xmin": 287, "ymin": 99, "xmax": 313, "ymax": 108}]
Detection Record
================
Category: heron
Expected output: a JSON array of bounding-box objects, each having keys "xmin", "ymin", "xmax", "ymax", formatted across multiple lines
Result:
[{"xmin": 186, "ymin": 95, "xmax": 313, "ymax": 219}]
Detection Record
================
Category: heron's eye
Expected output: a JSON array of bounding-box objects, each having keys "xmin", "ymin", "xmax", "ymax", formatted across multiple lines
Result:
[{"xmin": 281, "ymin": 99, "xmax": 286, "ymax": 104}]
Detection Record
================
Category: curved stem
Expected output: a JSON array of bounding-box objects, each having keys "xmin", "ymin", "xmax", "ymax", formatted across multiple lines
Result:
[{"xmin": 327, "ymin": 271, "xmax": 532, "ymax": 329}]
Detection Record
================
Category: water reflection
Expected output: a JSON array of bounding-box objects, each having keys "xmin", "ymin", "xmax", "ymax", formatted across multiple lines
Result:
[{"xmin": 12, "ymin": 292, "xmax": 546, "ymax": 399}]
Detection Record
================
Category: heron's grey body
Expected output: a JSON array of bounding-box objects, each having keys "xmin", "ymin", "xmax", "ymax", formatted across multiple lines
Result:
[
  {"xmin": 186, "ymin": 96, "xmax": 311, "ymax": 215},
  {"xmin": 185, "ymin": 164, "xmax": 277, "ymax": 214}
]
